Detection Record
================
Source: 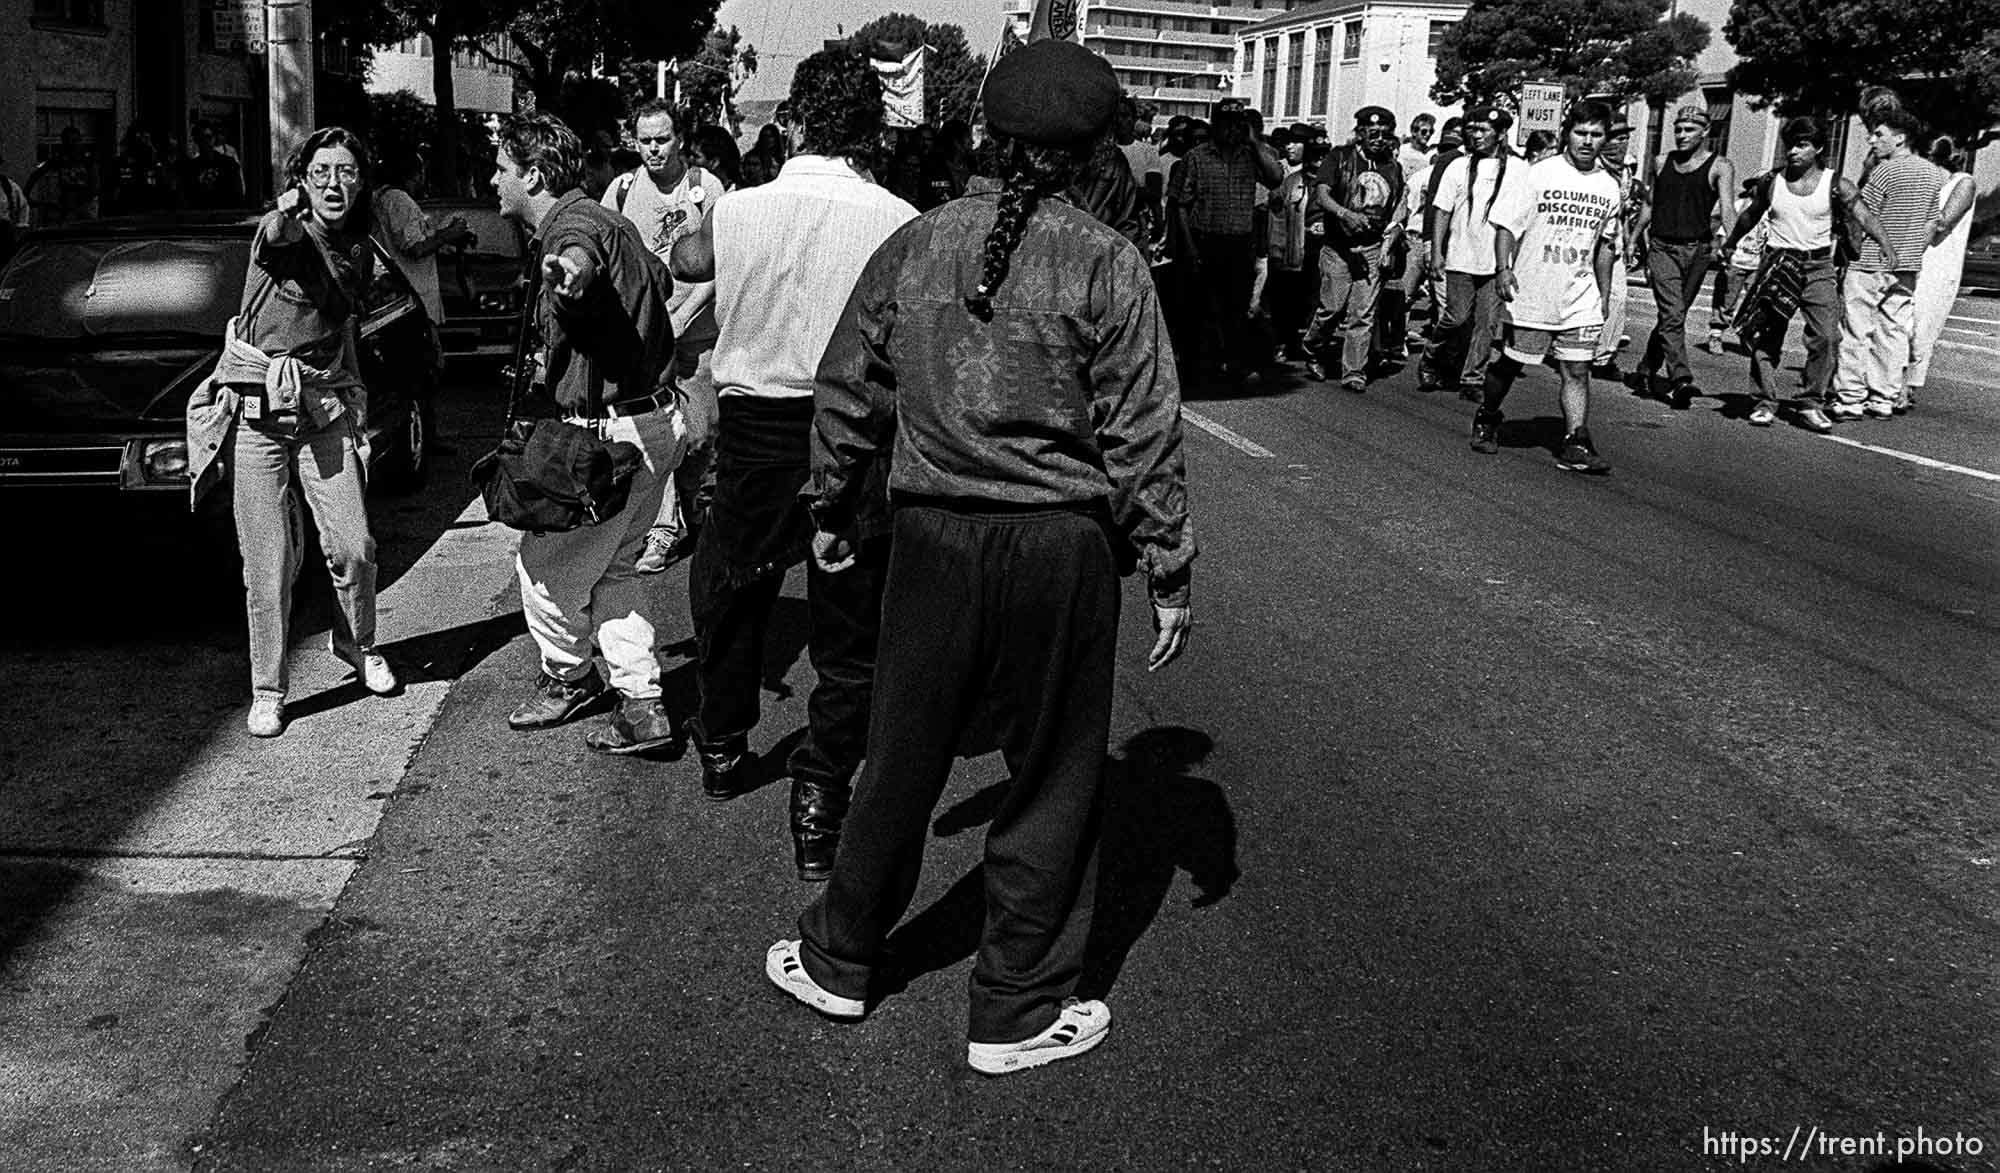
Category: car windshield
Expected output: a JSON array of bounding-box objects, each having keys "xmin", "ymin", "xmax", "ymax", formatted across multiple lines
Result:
[
  {"xmin": 0, "ymin": 237, "xmax": 247, "ymax": 341},
  {"xmin": 456, "ymin": 208, "xmax": 522, "ymax": 260}
]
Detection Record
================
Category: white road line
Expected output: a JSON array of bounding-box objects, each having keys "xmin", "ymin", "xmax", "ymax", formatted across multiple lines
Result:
[
  {"xmin": 1818, "ymin": 434, "xmax": 2000, "ymax": 483},
  {"xmin": 1182, "ymin": 408, "xmax": 1275, "ymax": 458}
]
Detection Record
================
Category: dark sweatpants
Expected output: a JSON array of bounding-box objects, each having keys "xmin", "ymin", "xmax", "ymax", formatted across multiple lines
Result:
[{"xmin": 799, "ymin": 502, "xmax": 1119, "ymax": 1044}]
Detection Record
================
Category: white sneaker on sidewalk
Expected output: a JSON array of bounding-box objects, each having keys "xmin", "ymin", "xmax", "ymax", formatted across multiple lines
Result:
[
  {"xmin": 247, "ymin": 697, "xmax": 285, "ymax": 738},
  {"xmin": 332, "ymin": 637, "xmax": 400, "ymax": 695},
  {"xmin": 967, "ymin": 998, "xmax": 1111, "ymax": 1076}
]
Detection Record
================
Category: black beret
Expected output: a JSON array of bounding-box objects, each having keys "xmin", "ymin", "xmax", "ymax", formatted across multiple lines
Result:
[
  {"xmin": 1355, "ymin": 105, "xmax": 1396, "ymax": 131},
  {"xmin": 983, "ymin": 40, "xmax": 1119, "ymax": 147},
  {"xmin": 1464, "ymin": 103, "xmax": 1514, "ymax": 130}
]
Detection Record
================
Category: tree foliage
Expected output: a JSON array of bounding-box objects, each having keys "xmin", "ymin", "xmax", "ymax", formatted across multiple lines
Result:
[
  {"xmin": 1432, "ymin": 0, "xmax": 1710, "ymax": 110},
  {"xmin": 1725, "ymin": 0, "xmax": 2000, "ymax": 147},
  {"xmin": 674, "ymin": 25, "xmax": 759, "ymax": 131},
  {"xmin": 363, "ymin": 1, "xmax": 724, "ymax": 193},
  {"xmin": 851, "ymin": 13, "xmax": 988, "ymax": 125}
]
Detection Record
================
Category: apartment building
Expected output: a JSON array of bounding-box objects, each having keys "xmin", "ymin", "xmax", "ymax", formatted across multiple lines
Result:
[{"xmin": 1002, "ymin": 0, "xmax": 1310, "ymax": 121}]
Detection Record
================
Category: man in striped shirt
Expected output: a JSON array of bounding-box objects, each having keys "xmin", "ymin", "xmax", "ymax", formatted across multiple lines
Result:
[
  {"xmin": 670, "ymin": 47, "xmax": 918, "ymax": 880},
  {"xmin": 1830, "ymin": 108, "xmax": 1932, "ymax": 419}
]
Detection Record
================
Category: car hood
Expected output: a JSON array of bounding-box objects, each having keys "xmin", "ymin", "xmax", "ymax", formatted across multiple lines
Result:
[{"xmin": 0, "ymin": 347, "xmax": 217, "ymax": 430}]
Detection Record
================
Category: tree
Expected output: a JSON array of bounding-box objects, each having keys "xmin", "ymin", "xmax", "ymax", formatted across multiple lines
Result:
[
  {"xmin": 1432, "ymin": 0, "xmax": 1711, "ymax": 110},
  {"xmin": 373, "ymin": 2, "xmax": 513, "ymax": 204},
  {"xmin": 492, "ymin": 0, "xmax": 722, "ymax": 115},
  {"xmin": 1725, "ymin": 0, "xmax": 2000, "ymax": 148},
  {"xmin": 850, "ymin": 13, "xmax": 988, "ymax": 125},
  {"xmin": 673, "ymin": 25, "xmax": 758, "ymax": 131},
  {"xmin": 369, "ymin": 1, "xmax": 725, "ymax": 193}
]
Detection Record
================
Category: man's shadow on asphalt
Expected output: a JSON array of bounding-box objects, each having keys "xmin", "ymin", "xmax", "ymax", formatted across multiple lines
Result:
[{"xmin": 875, "ymin": 725, "xmax": 1239, "ymax": 1000}]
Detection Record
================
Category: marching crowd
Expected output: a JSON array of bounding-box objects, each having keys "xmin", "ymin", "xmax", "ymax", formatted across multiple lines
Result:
[
  {"xmin": 185, "ymin": 32, "xmax": 1981, "ymax": 1075},
  {"xmin": 1128, "ymin": 87, "xmax": 1977, "ymax": 468}
]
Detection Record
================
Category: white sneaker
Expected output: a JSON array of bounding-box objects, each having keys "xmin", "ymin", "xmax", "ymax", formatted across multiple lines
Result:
[
  {"xmin": 247, "ymin": 697, "xmax": 285, "ymax": 738},
  {"xmin": 332, "ymin": 638, "xmax": 399, "ymax": 695},
  {"xmin": 967, "ymin": 998, "xmax": 1111, "ymax": 1076},
  {"xmin": 765, "ymin": 940, "xmax": 864, "ymax": 1019}
]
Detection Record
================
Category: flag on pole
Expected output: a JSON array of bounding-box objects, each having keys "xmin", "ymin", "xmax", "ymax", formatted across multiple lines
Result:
[
  {"xmin": 873, "ymin": 46, "xmax": 927, "ymax": 129},
  {"xmin": 980, "ymin": 20, "xmax": 1024, "ymax": 97},
  {"xmin": 1027, "ymin": 0, "xmax": 1081, "ymax": 43}
]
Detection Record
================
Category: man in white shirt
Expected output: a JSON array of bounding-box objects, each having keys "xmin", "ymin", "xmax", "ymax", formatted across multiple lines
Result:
[
  {"xmin": 1419, "ymin": 105, "xmax": 1521, "ymax": 394},
  {"xmin": 1399, "ymin": 113, "xmax": 1437, "ymax": 179},
  {"xmin": 671, "ymin": 47, "xmax": 918, "ymax": 879},
  {"xmin": 605, "ymin": 99, "xmax": 722, "ymax": 574},
  {"xmin": 1470, "ymin": 100, "xmax": 1623, "ymax": 475}
]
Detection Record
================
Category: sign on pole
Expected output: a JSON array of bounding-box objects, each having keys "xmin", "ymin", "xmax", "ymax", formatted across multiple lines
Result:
[
  {"xmin": 1518, "ymin": 82, "xmax": 1565, "ymax": 145},
  {"xmin": 213, "ymin": 0, "xmax": 266, "ymax": 54}
]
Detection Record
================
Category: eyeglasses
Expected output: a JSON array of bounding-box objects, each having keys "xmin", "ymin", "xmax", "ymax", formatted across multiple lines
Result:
[{"xmin": 306, "ymin": 163, "xmax": 361, "ymax": 185}]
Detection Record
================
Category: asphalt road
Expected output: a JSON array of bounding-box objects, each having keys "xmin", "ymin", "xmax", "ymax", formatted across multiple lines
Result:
[{"xmin": 3, "ymin": 286, "xmax": 1997, "ymax": 1171}]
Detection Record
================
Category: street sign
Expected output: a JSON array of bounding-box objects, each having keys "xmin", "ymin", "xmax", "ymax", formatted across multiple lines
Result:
[
  {"xmin": 1519, "ymin": 82, "xmax": 1564, "ymax": 143},
  {"xmin": 212, "ymin": 1, "xmax": 266, "ymax": 55}
]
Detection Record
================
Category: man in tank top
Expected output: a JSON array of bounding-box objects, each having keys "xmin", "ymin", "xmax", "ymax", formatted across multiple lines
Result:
[
  {"xmin": 1721, "ymin": 116, "xmax": 1892, "ymax": 431},
  {"xmin": 1636, "ymin": 105, "xmax": 1736, "ymax": 409}
]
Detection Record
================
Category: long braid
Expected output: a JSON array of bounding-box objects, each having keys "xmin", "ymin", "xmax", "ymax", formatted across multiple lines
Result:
[
  {"xmin": 964, "ymin": 140, "xmax": 1082, "ymax": 321},
  {"xmin": 1482, "ymin": 147, "xmax": 1510, "ymax": 222}
]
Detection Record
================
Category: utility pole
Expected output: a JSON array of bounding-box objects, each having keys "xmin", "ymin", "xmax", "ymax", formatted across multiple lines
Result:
[{"xmin": 264, "ymin": 0, "xmax": 315, "ymax": 183}]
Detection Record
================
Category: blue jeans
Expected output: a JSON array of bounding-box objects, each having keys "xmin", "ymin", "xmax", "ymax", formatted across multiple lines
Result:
[
  {"xmin": 1305, "ymin": 242, "xmax": 1383, "ymax": 383},
  {"xmin": 232, "ymin": 415, "xmax": 376, "ymax": 701}
]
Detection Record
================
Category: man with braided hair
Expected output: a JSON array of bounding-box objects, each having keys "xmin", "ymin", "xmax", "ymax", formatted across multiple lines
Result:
[
  {"xmin": 669, "ymin": 47, "xmax": 916, "ymax": 878},
  {"xmin": 763, "ymin": 38, "xmax": 1193, "ymax": 1076}
]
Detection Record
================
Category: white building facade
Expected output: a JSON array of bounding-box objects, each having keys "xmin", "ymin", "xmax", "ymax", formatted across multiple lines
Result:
[
  {"xmin": 1230, "ymin": 0, "xmax": 1466, "ymax": 135},
  {"xmin": 1001, "ymin": 0, "xmax": 1305, "ymax": 121},
  {"xmin": 366, "ymin": 34, "xmax": 516, "ymax": 114}
]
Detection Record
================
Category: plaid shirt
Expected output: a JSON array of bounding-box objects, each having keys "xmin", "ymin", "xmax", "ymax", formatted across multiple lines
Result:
[
  {"xmin": 808, "ymin": 192, "xmax": 1195, "ymax": 604},
  {"xmin": 1171, "ymin": 142, "xmax": 1263, "ymax": 235}
]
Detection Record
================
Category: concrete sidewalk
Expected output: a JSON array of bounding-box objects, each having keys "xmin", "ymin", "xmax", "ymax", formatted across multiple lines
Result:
[{"xmin": 0, "ymin": 497, "xmax": 523, "ymax": 1171}]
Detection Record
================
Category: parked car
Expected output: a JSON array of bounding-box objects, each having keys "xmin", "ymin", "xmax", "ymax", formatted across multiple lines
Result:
[
  {"xmin": 431, "ymin": 198, "xmax": 529, "ymax": 363},
  {"xmin": 1961, "ymin": 220, "xmax": 2000, "ymax": 291},
  {"xmin": 0, "ymin": 212, "xmax": 442, "ymax": 529}
]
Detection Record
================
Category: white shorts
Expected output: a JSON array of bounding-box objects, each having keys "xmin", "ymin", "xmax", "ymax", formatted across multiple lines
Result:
[{"xmin": 1502, "ymin": 323, "xmax": 1602, "ymax": 365}]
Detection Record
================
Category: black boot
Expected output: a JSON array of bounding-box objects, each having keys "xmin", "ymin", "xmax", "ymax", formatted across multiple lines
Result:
[
  {"xmin": 790, "ymin": 776, "xmax": 851, "ymax": 882},
  {"xmin": 698, "ymin": 733, "xmax": 749, "ymax": 802}
]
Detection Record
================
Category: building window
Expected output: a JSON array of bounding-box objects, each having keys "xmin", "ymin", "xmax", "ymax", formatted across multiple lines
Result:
[
  {"xmin": 1261, "ymin": 38, "xmax": 1279, "ymax": 112},
  {"xmin": 1704, "ymin": 87, "xmax": 1734, "ymax": 156},
  {"xmin": 1429, "ymin": 21, "xmax": 1454, "ymax": 56},
  {"xmin": 1342, "ymin": 21, "xmax": 1362, "ymax": 61},
  {"xmin": 1311, "ymin": 30, "xmax": 1331, "ymax": 114},
  {"xmin": 34, "ymin": 0, "xmax": 106, "ymax": 26},
  {"xmin": 1285, "ymin": 32, "xmax": 1305, "ymax": 119}
]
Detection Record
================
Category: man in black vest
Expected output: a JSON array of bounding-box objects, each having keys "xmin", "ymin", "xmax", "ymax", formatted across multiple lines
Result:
[{"xmin": 1637, "ymin": 105, "xmax": 1736, "ymax": 409}]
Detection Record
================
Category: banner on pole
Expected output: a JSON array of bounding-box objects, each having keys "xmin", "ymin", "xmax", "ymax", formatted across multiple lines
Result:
[
  {"xmin": 1028, "ymin": 0, "xmax": 1082, "ymax": 43},
  {"xmin": 1518, "ymin": 83, "xmax": 1565, "ymax": 144},
  {"xmin": 874, "ymin": 47, "xmax": 927, "ymax": 129}
]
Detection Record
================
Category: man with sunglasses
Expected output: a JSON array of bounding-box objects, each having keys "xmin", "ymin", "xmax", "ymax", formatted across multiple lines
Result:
[
  {"xmin": 1303, "ymin": 106, "xmax": 1404, "ymax": 391},
  {"xmin": 1636, "ymin": 105, "xmax": 1736, "ymax": 409}
]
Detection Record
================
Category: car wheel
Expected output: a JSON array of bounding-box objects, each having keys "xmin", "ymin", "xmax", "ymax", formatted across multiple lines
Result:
[{"xmin": 376, "ymin": 395, "xmax": 435, "ymax": 495}]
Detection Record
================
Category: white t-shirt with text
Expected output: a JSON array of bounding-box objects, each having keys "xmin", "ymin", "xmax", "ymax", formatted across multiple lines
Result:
[{"xmin": 1491, "ymin": 155, "xmax": 1621, "ymax": 331}]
